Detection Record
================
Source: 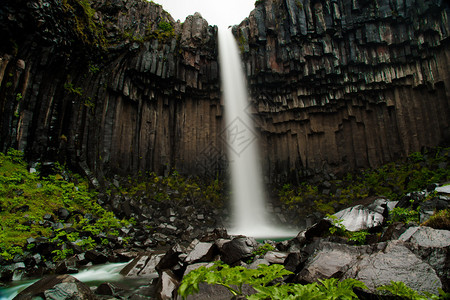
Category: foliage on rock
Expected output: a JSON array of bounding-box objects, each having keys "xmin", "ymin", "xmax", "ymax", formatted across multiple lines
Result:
[
  {"xmin": 178, "ymin": 262, "xmax": 447, "ymax": 299},
  {"xmin": 278, "ymin": 148, "xmax": 450, "ymax": 216},
  {"xmin": 0, "ymin": 149, "xmax": 129, "ymax": 261}
]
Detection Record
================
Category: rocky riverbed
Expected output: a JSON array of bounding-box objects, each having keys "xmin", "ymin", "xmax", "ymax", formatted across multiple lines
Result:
[{"xmin": 2, "ymin": 183, "xmax": 449, "ymax": 299}]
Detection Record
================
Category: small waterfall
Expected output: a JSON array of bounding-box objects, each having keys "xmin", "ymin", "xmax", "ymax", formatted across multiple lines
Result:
[{"xmin": 218, "ymin": 27, "xmax": 295, "ymax": 238}]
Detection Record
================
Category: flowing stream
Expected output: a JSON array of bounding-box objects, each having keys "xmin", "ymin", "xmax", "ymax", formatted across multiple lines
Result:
[
  {"xmin": 0, "ymin": 262, "xmax": 131, "ymax": 300},
  {"xmin": 218, "ymin": 27, "xmax": 296, "ymax": 239}
]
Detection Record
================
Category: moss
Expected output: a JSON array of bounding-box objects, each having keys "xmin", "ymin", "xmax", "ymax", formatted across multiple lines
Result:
[
  {"xmin": 0, "ymin": 149, "xmax": 127, "ymax": 261},
  {"xmin": 62, "ymin": 0, "xmax": 107, "ymax": 49},
  {"xmin": 422, "ymin": 209, "xmax": 450, "ymax": 230},
  {"xmin": 145, "ymin": 20, "xmax": 175, "ymax": 43}
]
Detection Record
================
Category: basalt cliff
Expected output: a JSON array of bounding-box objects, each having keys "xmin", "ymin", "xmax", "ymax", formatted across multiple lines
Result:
[{"xmin": 0, "ymin": 0, "xmax": 449, "ymax": 183}]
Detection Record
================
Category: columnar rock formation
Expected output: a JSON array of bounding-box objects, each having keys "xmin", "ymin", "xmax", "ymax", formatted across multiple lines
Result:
[
  {"xmin": 0, "ymin": 0, "xmax": 222, "ymax": 180},
  {"xmin": 236, "ymin": 0, "xmax": 450, "ymax": 180},
  {"xmin": 0, "ymin": 0, "xmax": 449, "ymax": 182}
]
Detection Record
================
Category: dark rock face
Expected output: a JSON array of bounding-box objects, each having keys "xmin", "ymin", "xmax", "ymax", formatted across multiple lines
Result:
[
  {"xmin": 0, "ymin": 0, "xmax": 222, "ymax": 180},
  {"xmin": 0, "ymin": 0, "xmax": 449, "ymax": 180},
  {"xmin": 235, "ymin": 0, "xmax": 450, "ymax": 180}
]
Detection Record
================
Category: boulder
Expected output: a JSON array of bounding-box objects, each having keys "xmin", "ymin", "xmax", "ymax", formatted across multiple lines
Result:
[
  {"xmin": 120, "ymin": 251, "xmax": 165, "ymax": 277},
  {"xmin": 343, "ymin": 241, "xmax": 443, "ymax": 295},
  {"xmin": 184, "ymin": 242, "xmax": 217, "ymax": 264},
  {"xmin": 295, "ymin": 241, "xmax": 362, "ymax": 283},
  {"xmin": 332, "ymin": 199, "xmax": 388, "ymax": 232},
  {"xmin": 95, "ymin": 282, "xmax": 125, "ymax": 296},
  {"xmin": 398, "ymin": 226, "xmax": 450, "ymax": 291},
  {"xmin": 398, "ymin": 226, "xmax": 450, "ymax": 248},
  {"xmin": 156, "ymin": 270, "xmax": 179, "ymax": 300},
  {"xmin": 263, "ymin": 251, "xmax": 288, "ymax": 264},
  {"xmin": 220, "ymin": 237, "xmax": 258, "ymax": 265},
  {"xmin": 14, "ymin": 274, "xmax": 95, "ymax": 300}
]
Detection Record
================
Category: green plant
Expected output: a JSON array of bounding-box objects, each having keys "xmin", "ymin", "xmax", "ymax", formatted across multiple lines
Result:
[
  {"xmin": 377, "ymin": 281, "xmax": 450, "ymax": 299},
  {"xmin": 52, "ymin": 248, "xmax": 74, "ymax": 261},
  {"xmin": 388, "ymin": 207, "xmax": 420, "ymax": 224},
  {"xmin": 245, "ymin": 243, "xmax": 275, "ymax": 264},
  {"xmin": 16, "ymin": 93, "xmax": 23, "ymax": 101},
  {"xmin": 327, "ymin": 214, "xmax": 347, "ymax": 236},
  {"xmin": 0, "ymin": 148, "xmax": 128, "ymax": 262},
  {"xmin": 295, "ymin": 0, "xmax": 303, "ymax": 9},
  {"xmin": 64, "ymin": 82, "xmax": 83, "ymax": 96},
  {"xmin": 348, "ymin": 230, "xmax": 369, "ymax": 245},
  {"xmin": 178, "ymin": 262, "xmax": 292, "ymax": 299}
]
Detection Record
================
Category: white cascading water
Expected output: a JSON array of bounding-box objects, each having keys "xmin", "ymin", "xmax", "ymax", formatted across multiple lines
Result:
[{"xmin": 218, "ymin": 27, "xmax": 295, "ymax": 238}]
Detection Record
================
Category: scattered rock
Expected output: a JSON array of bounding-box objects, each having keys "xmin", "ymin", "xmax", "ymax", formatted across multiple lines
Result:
[{"xmin": 14, "ymin": 274, "xmax": 95, "ymax": 300}]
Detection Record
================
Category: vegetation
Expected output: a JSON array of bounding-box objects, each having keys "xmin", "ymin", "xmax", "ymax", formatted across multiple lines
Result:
[
  {"xmin": 327, "ymin": 214, "xmax": 369, "ymax": 245},
  {"xmin": 146, "ymin": 20, "xmax": 175, "ymax": 43},
  {"xmin": 178, "ymin": 262, "xmax": 447, "ymax": 299},
  {"xmin": 278, "ymin": 148, "xmax": 450, "ymax": 215},
  {"xmin": 0, "ymin": 149, "xmax": 129, "ymax": 261},
  {"xmin": 422, "ymin": 208, "xmax": 450, "ymax": 230},
  {"xmin": 110, "ymin": 169, "xmax": 225, "ymax": 208},
  {"xmin": 245, "ymin": 243, "xmax": 275, "ymax": 264},
  {"xmin": 61, "ymin": 0, "xmax": 107, "ymax": 49}
]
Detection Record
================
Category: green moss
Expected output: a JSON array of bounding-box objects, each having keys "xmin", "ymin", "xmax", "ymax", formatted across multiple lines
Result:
[
  {"xmin": 422, "ymin": 209, "xmax": 450, "ymax": 230},
  {"xmin": 145, "ymin": 20, "xmax": 175, "ymax": 43},
  {"xmin": 62, "ymin": 0, "xmax": 107, "ymax": 49},
  {"xmin": 0, "ymin": 149, "xmax": 127, "ymax": 261}
]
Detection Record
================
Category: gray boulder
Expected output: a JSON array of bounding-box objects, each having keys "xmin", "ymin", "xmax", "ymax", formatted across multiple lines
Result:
[
  {"xmin": 343, "ymin": 241, "xmax": 443, "ymax": 295},
  {"xmin": 398, "ymin": 226, "xmax": 450, "ymax": 248},
  {"xmin": 332, "ymin": 198, "xmax": 390, "ymax": 231},
  {"xmin": 398, "ymin": 226, "xmax": 450, "ymax": 291}
]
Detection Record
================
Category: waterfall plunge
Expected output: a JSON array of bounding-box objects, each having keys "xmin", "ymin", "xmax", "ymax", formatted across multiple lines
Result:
[{"xmin": 218, "ymin": 28, "xmax": 296, "ymax": 238}]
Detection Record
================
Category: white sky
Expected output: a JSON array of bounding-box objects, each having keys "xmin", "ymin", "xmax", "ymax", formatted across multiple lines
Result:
[{"xmin": 152, "ymin": 0, "xmax": 256, "ymax": 28}]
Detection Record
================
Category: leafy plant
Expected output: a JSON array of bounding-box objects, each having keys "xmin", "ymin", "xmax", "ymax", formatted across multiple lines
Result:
[
  {"xmin": 377, "ymin": 281, "xmax": 449, "ymax": 299},
  {"xmin": 388, "ymin": 207, "xmax": 419, "ymax": 224},
  {"xmin": 246, "ymin": 243, "xmax": 275, "ymax": 264},
  {"xmin": 178, "ymin": 262, "xmax": 292, "ymax": 299},
  {"xmin": 348, "ymin": 230, "xmax": 369, "ymax": 245}
]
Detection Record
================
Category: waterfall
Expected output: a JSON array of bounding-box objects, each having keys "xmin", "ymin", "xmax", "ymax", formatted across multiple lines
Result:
[{"xmin": 218, "ymin": 28, "xmax": 295, "ymax": 238}]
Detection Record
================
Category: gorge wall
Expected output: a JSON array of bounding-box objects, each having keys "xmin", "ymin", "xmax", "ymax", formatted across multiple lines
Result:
[
  {"xmin": 237, "ymin": 0, "xmax": 450, "ymax": 181},
  {"xmin": 0, "ymin": 0, "xmax": 449, "ymax": 183}
]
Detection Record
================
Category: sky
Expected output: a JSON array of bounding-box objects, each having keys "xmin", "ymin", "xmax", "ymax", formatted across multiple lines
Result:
[{"xmin": 153, "ymin": 0, "xmax": 256, "ymax": 28}]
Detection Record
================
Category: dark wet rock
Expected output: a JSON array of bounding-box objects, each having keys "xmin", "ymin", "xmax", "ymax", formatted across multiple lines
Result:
[
  {"xmin": 95, "ymin": 282, "xmax": 125, "ymax": 296},
  {"xmin": 380, "ymin": 222, "xmax": 408, "ymax": 242},
  {"xmin": 14, "ymin": 274, "xmax": 95, "ymax": 300},
  {"xmin": 84, "ymin": 250, "xmax": 108, "ymax": 265},
  {"xmin": 57, "ymin": 208, "xmax": 70, "ymax": 221},
  {"xmin": 156, "ymin": 270, "xmax": 179, "ymax": 300},
  {"xmin": 156, "ymin": 244, "xmax": 186, "ymax": 275},
  {"xmin": 220, "ymin": 236, "xmax": 258, "ymax": 265},
  {"xmin": 120, "ymin": 251, "xmax": 165, "ymax": 277}
]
